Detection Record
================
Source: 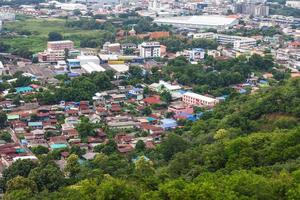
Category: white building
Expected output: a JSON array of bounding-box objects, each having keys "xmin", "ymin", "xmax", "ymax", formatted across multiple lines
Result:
[
  {"xmin": 139, "ymin": 42, "xmax": 161, "ymax": 58},
  {"xmin": 77, "ymin": 55, "xmax": 100, "ymax": 65},
  {"xmin": 0, "ymin": 61, "xmax": 4, "ymax": 75},
  {"xmin": 216, "ymin": 34, "xmax": 257, "ymax": 49},
  {"xmin": 191, "ymin": 32, "xmax": 257, "ymax": 49},
  {"xmin": 286, "ymin": 1, "xmax": 300, "ymax": 9},
  {"xmin": 81, "ymin": 62, "xmax": 106, "ymax": 74},
  {"xmin": 192, "ymin": 32, "xmax": 215, "ymax": 40},
  {"xmin": 189, "ymin": 48, "xmax": 205, "ymax": 61},
  {"xmin": 0, "ymin": 12, "xmax": 15, "ymax": 21},
  {"xmin": 154, "ymin": 15, "xmax": 239, "ymax": 30},
  {"xmin": 182, "ymin": 92, "xmax": 219, "ymax": 108}
]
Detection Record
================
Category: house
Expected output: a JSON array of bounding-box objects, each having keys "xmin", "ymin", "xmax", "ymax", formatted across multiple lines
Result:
[
  {"xmin": 28, "ymin": 121, "xmax": 43, "ymax": 129},
  {"xmin": 149, "ymin": 81, "xmax": 182, "ymax": 93},
  {"xmin": 107, "ymin": 116, "xmax": 139, "ymax": 129},
  {"xmin": 65, "ymin": 116, "xmax": 79, "ymax": 125},
  {"xmin": 95, "ymin": 129, "xmax": 107, "ymax": 141},
  {"xmin": 16, "ymin": 86, "xmax": 34, "ymax": 94},
  {"xmin": 10, "ymin": 120, "xmax": 27, "ymax": 134},
  {"xmin": 127, "ymin": 87, "xmax": 144, "ymax": 100},
  {"xmin": 49, "ymin": 136, "xmax": 68, "ymax": 150},
  {"xmin": 82, "ymin": 152, "xmax": 97, "ymax": 160},
  {"xmin": 142, "ymin": 95, "xmax": 161, "ymax": 105},
  {"xmin": 140, "ymin": 123, "xmax": 164, "ymax": 135},
  {"xmin": 117, "ymin": 144, "xmax": 134, "ymax": 154},
  {"xmin": 7, "ymin": 114, "xmax": 20, "ymax": 122},
  {"xmin": 161, "ymin": 118, "xmax": 177, "ymax": 130},
  {"xmin": 115, "ymin": 133, "xmax": 134, "ymax": 144},
  {"xmin": 89, "ymin": 114, "xmax": 101, "ymax": 123},
  {"xmin": 168, "ymin": 103, "xmax": 194, "ymax": 115}
]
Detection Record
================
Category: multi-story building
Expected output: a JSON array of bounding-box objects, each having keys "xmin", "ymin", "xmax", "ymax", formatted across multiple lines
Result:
[
  {"xmin": 0, "ymin": 12, "xmax": 15, "ymax": 21},
  {"xmin": 192, "ymin": 32, "xmax": 215, "ymax": 40},
  {"xmin": 217, "ymin": 34, "xmax": 257, "ymax": 49},
  {"xmin": 182, "ymin": 92, "xmax": 219, "ymax": 108},
  {"xmin": 187, "ymin": 48, "xmax": 205, "ymax": 61},
  {"xmin": 139, "ymin": 42, "xmax": 161, "ymax": 58},
  {"xmin": 286, "ymin": 1, "xmax": 300, "ymax": 9},
  {"xmin": 191, "ymin": 33, "xmax": 256, "ymax": 49},
  {"xmin": 47, "ymin": 40, "xmax": 74, "ymax": 50},
  {"xmin": 234, "ymin": 3, "xmax": 269, "ymax": 16},
  {"xmin": 38, "ymin": 40, "xmax": 75, "ymax": 62}
]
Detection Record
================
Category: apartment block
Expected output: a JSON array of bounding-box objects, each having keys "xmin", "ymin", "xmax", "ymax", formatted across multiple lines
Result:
[
  {"xmin": 182, "ymin": 92, "xmax": 219, "ymax": 108},
  {"xmin": 38, "ymin": 40, "xmax": 75, "ymax": 62},
  {"xmin": 139, "ymin": 42, "xmax": 161, "ymax": 58}
]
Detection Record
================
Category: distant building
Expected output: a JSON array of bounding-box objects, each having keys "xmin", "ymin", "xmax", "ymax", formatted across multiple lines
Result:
[
  {"xmin": 103, "ymin": 42, "xmax": 121, "ymax": 54},
  {"xmin": 189, "ymin": 48, "xmax": 205, "ymax": 61},
  {"xmin": 38, "ymin": 40, "xmax": 75, "ymax": 63},
  {"xmin": 183, "ymin": 92, "xmax": 219, "ymax": 108},
  {"xmin": 234, "ymin": 3, "xmax": 269, "ymax": 16},
  {"xmin": 191, "ymin": 33, "xmax": 257, "ymax": 49},
  {"xmin": 217, "ymin": 34, "xmax": 257, "ymax": 49},
  {"xmin": 139, "ymin": 42, "xmax": 161, "ymax": 58},
  {"xmin": 154, "ymin": 15, "xmax": 239, "ymax": 30},
  {"xmin": 0, "ymin": 12, "xmax": 15, "ymax": 21},
  {"xmin": 286, "ymin": 1, "xmax": 300, "ymax": 9}
]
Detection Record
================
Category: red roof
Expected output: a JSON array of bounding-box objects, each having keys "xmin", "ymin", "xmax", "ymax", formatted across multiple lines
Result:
[
  {"xmin": 143, "ymin": 96, "xmax": 161, "ymax": 105},
  {"xmin": 115, "ymin": 133, "xmax": 134, "ymax": 144},
  {"xmin": 117, "ymin": 144, "xmax": 134, "ymax": 153},
  {"xmin": 140, "ymin": 123, "xmax": 163, "ymax": 132},
  {"xmin": 149, "ymin": 31, "xmax": 170, "ymax": 39},
  {"xmin": 145, "ymin": 141, "xmax": 156, "ymax": 149}
]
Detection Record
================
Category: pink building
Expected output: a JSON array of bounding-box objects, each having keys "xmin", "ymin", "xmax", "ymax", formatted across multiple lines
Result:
[
  {"xmin": 47, "ymin": 40, "xmax": 74, "ymax": 50},
  {"xmin": 38, "ymin": 40, "xmax": 75, "ymax": 62},
  {"xmin": 182, "ymin": 92, "xmax": 219, "ymax": 108},
  {"xmin": 168, "ymin": 103, "xmax": 194, "ymax": 115}
]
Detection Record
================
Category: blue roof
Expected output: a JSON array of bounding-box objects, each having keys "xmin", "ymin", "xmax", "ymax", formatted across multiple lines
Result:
[
  {"xmin": 132, "ymin": 155, "xmax": 150, "ymax": 163},
  {"xmin": 161, "ymin": 118, "xmax": 177, "ymax": 129},
  {"xmin": 178, "ymin": 90, "xmax": 187, "ymax": 94},
  {"xmin": 147, "ymin": 117, "xmax": 156, "ymax": 121},
  {"xmin": 259, "ymin": 80, "xmax": 268, "ymax": 84},
  {"xmin": 50, "ymin": 143, "xmax": 67, "ymax": 149},
  {"xmin": 28, "ymin": 121, "xmax": 43, "ymax": 127},
  {"xmin": 68, "ymin": 73, "xmax": 80, "ymax": 77},
  {"xmin": 239, "ymin": 88, "xmax": 247, "ymax": 94},
  {"xmin": 16, "ymin": 86, "xmax": 33, "ymax": 93}
]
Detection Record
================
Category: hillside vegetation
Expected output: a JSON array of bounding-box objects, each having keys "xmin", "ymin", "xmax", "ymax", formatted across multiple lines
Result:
[{"xmin": 3, "ymin": 79, "xmax": 300, "ymax": 200}]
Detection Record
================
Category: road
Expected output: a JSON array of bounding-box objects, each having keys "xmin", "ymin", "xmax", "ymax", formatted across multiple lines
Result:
[{"xmin": 6, "ymin": 128, "xmax": 33, "ymax": 156}]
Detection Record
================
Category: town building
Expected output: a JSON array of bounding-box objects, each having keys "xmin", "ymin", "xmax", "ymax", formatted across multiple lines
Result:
[
  {"xmin": 154, "ymin": 15, "xmax": 239, "ymax": 30},
  {"xmin": 182, "ymin": 92, "xmax": 219, "ymax": 108},
  {"xmin": 38, "ymin": 40, "xmax": 75, "ymax": 63},
  {"xmin": 139, "ymin": 42, "xmax": 161, "ymax": 58},
  {"xmin": 0, "ymin": 12, "xmax": 15, "ymax": 21},
  {"xmin": 286, "ymin": 1, "xmax": 300, "ymax": 9}
]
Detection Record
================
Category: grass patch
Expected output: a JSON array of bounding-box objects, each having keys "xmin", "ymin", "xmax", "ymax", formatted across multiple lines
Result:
[{"xmin": 0, "ymin": 18, "xmax": 104, "ymax": 53}]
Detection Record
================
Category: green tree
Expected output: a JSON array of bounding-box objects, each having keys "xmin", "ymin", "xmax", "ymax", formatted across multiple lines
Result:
[
  {"xmin": 31, "ymin": 145, "xmax": 49, "ymax": 155},
  {"xmin": 160, "ymin": 91, "xmax": 172, "ymax": 104},
  {"xmin": 135, "ymin": 140, "xmax": 146, "ymax": 152},
  {"xmin": 64, "ymin": 154, "xmax": 81, "ymax": 178},
  {"xmin": 29, "ymin": 162, "xmax": 65, "ymax": 192},
  {"xmin": 48, "ymin": 32, "xmax": 63, "ymax": 41},
  {"xmin": 160, "ymin": 133, "xmax": 188, "ymax": 161},
  {"xmin": 6, "ymin": 176, "xmax": 37, "ymax": 193},
  {"xmin": 0, "ymin": 131, "xmax": 11, "ymax": 142}
]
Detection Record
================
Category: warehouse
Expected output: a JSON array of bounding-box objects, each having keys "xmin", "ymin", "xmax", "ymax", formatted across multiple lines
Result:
[
  {"xmin": 154, "ymin": 15, "xmax": 239, "ymax": 30},
  {"xmin": 81, "ymin": 62, "xmax": 106, "ymax": 74}
]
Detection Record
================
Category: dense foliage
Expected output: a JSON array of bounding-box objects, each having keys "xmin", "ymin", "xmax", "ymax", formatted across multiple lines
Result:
[{"xmin": 3, "ymin": 75, "xmax": 300, "ymax": 199}]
